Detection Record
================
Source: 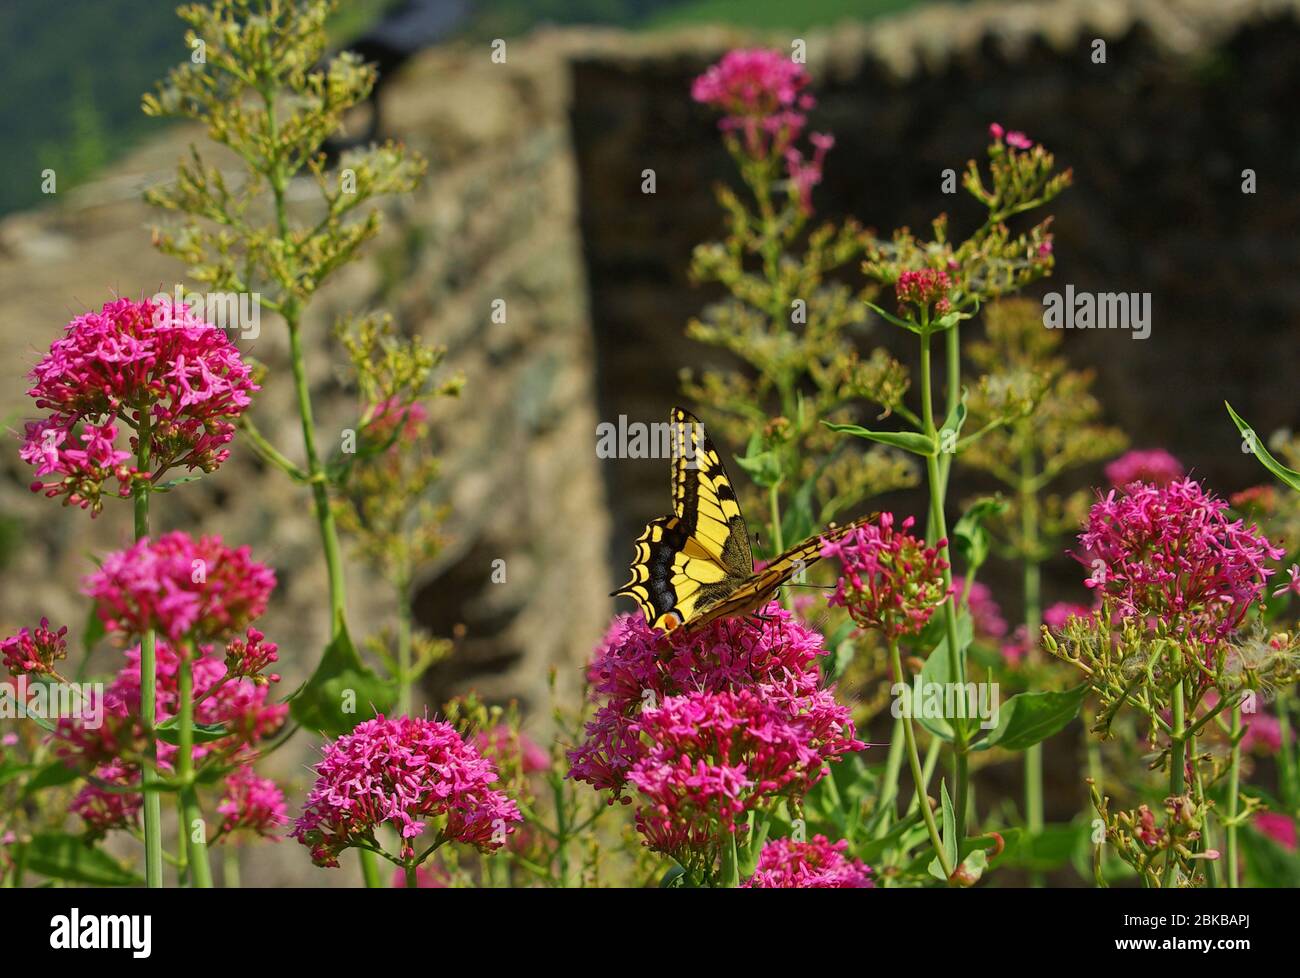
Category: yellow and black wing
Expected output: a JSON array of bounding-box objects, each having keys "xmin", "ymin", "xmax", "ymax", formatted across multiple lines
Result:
[
  {"xmin": 613, "ymin": 406, "xmax": 877, "ymax": 634},
  {"xmin": 613, "ymin": 408, "xmax": 752, "ymax": 631},
  {"xmin": 674, "ymin": 513, "xmax": 879, "ymax": 635}
]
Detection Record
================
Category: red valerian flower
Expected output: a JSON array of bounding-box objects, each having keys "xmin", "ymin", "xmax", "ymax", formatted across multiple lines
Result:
[
  {"xmin": 1105, "ymin": 448, "xmax": 1185, "ymax": 488},
  {"xmin": 84, "ymin": 532, "xmax": 276, "ymax": 642},
  {"xmin": 291, "ymin": 714, "xmax": 522, "ymax": 868},
  {"xmin": 1077, "ymin": 479, "xmax": 1282, "ymax": 648},
  {"xmin": 0, "ymin": 618, "xmax": 68, "ymax": 677},
  {"xmin": 691, "ymin": 48, "xmax": 813, "ymax": 151},
  {"xmin": 894, "ymin": 269, "xmax": 953, "ymax": 315},
  {"xmin": 628, "ymin": 688, "xmax": 860, "ymax": 860},
  {"xmin": 1254, "ymin": 812, "xmax": 1297, "ymax": 851},
  {"xmin": 20, "ymin": 297, "xmax": 257, "ymax": 513},
  {"xmin": 821, "ymin": 513, "xmax": 952, "ymax": 640},
  {"xmin": 217, "ymin": 767, "xmax": 287, "ymax": 839},
  {"xmin": 70, "ymin": 759, "xmax": 142, "ymax": 839},
  {"xmin": 743, "ymin": 834, "xmax": 873, "ymax": 888},
  {"xmin": 567, "ymin": 605, "xmax": 841, "ymax": 795}
]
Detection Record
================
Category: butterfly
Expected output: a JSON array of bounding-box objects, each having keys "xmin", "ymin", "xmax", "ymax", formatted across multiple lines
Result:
[{"xmin": 613, "ymin": 407, "xmax": 878, "ymax": 635}]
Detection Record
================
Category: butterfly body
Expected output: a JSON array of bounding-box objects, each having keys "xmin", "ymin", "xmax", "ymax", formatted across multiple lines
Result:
[{"xmin": 613, "ymin": 407, "xmax": 875, "ymax": 635}]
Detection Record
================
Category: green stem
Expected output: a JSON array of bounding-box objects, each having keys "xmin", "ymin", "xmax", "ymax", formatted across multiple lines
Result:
[
  {"xmin": 176, "ymin": 644, "xmax": 213, "ymax": 888},
  {"xmin": 132, "ymin": 413, "xmax": 164, "ymax": 890},
  {"xmin": 1019, "ymin": 437, "xmax": 1045, "ymax": 875},
  {"xmin": 1277, "ymin": 690, "xmax": 1297, "ymax": 808},
  {"xmin": 919, "ymin": 331, "xmax": 970, "ymax": 840},
  {"xmin": 404, "ymin": 862, "xmax": 417, "ymax": 888},
  {"xmin": 720, "ymin": 828, "xmax": 741, "ymax": 888},
  {"xmin": 287, "ymin": 317, "xmax": 348, "ymax": 634},
  {"xmin": 890, "ymin": 637, "xmax": 954, "ymax": 879},
  {"xmin": 223, "ymin": 846, "xmax": 241, "ymax": 888},
  {"xmin": 260, "ymin": 77, "xmax": 365, "ymax": 887},
  {"xmin": 552, "ymin": 776, "xmax": 571, "ymax": 887},
  {"xmin": 1226, "ymin": 703, "xmax": 1241, "ymax": 888},
  {"xmin": 873, "ymin": 714, "xmax": 906, "ymax": 838},
  {"xmin": 1162, "ymin": 681, "xmax": 1186, "ymax": 888},
  {"xmin": 396, "ymin": 566, "xmax": 413, "ymax": 715},
  {"xmin": 359, "ymin": 849, "xmax": 382, "ymax": 888}
]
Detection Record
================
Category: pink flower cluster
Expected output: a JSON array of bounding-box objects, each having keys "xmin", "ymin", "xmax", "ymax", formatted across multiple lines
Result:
[
  {"xmin": 743, "ymin": 834, "xmax": 873, "ymax": 888},
  {"xmin": 1077, "ymin": 479, "xmax": 1282, "ymax": 648},
  {"xmin": 223, "ymin": 627, "xmax": 280, "ymax": 685},
  {"xmin": 691, "ymin": 49, "xmax": 835, "ymax": 213},
  {"xmin": 988, "ymin": 122, "xmax": 1034, "ymax": 150},
  {"xmin": 20, "ymin": 297, "xmax": 257, "ymax": 514},
  {"xmin": 628, "ymin": 688, "xmax": 860, "ymax": 855},
  {"xmin": 218, "ymin": 767, "xmax": 288, "ymax": 839},
  {"xmin": 821, "ymin": 513, "xmax": 952, "ymax": 640},
  {"xmin": 84, "ymin": 532, "xmax": 276, "ymax": 641},
  {"xmin": 291, "ymin": 714, "xmax": 522, "ymax": 868},
  {"xmin": 568, "ymin": 607, "xmax": 860, "ymax": 860},
  {"xmin": 1105, "ymin": 449, "xmax": 1185, "ymax": 488},
  {"xmin": 692, "ymin": 49, "xmax": 812, "ymax": 142},
  {"xmin": 1255, "ymin": 812, "xmax": 1296, "ymax": 851},
  {"xmin": 69, "ymin": 759, "xmax": 143, "ymax": 840},
  {"xmin": 895, "ymin": 269, "xmax": 953, "ymax": 315},
  {"xmin": 1, "ymin": 618, "xmax": 68, "ymax": 676},
  {"xmin": 365, "ymin": 394, "xmax": 430, "ymax": 446},
  {"xmin": 955, "ymin": 577, "xmax": 1007, "ymax": 641}
]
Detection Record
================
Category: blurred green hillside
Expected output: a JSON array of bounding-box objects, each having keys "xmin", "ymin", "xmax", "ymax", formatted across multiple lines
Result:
[{"xmin": 0, "ymin": 0, "xmax": 930, "ymax": 218}]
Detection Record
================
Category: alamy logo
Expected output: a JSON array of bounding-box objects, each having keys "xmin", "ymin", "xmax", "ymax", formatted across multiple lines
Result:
[
  {"xmin": 891, "ymin": 678, "xmax": 1000, "ymax": 730},
  {"xmin": 0, "ymin": 677, "xmax": 103, "ymax": 728},
  {"xmin": 49, "ymin": 909, "xmax": 151, "ymax": 958},
  {"xmin": 1042, "ymin": 285, "xmax": 1150, "ymax": 339},
  {"xmin": 595, "ymin": 417, "xmax": 703, "ymax": 467},
  {"xmin": 150, "ymin": 285, "xmax": 261, "ymax": 340}
]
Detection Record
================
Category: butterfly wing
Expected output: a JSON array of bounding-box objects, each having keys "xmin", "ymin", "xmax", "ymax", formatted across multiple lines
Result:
[
  {"xmin": 678, "ymin": 512, "xmax": 878, "ymax": 635},
  {"xmin": 613, "ymin": 408, "xmax": 754, "ymax": 630},
  {"xmin": 669, "ymin": 407, "xmax": 753, "ymax": 577}
]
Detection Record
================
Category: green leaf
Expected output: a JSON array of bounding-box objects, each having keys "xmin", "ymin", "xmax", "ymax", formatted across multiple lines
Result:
[
  {"xmin": 928, "ymin": 779, "xmax": 959, "ymax": 881},
  {"xmin": 971, "ymin": 683, "xmax": 1087, "ymax": 752},
  {"xmin": 857, "ymin": 810, "xmax": 924, "ymax": 863},
  {"xmin": 156, "ymin": 474, "xmax": 204, "ymax": 491},
  {"xmin": 1226, "ymin": 401, "xmax": 1300, "ymax": 492},
  {"xmin": 938, "ymin": 387, "xmax": 969, "ymax": 451},
  {"xmin": 734, "ymin": 447, "xmax": 782, "ymax": 489},
  {"xmin": 864, "ymin": 300, "xmax": 922, "ymax": 334},
  {"xmin": 155, "ymin": 718, "xmax": 230, "ymax": 745},
  {"xmin": 290, "ymin": 624, "xmax": 396, "ymax": 736},
  {"xmin": 914, "ymin": 611, "xmax": 974, "ymax": 741},
  {"xmin": 1007, "ymin": 822, "xmax": 1090, "ymax": 873},
  {"xmin": 22, "ymin": 760, "xmax": 81, "ymax": 797},
  {"xmin": 951, "ymin": 497, "xmax": 1007, "ymax": 576},
  {"xmin": 0, "ymin": 759, "xmax": 31, "ymax": 790},
  {"xmin": 21, "ymin": 831, "xmax": 143, "ymax": 886},
  {"xmin": 823, "ymin": 422, "xmax": 935, "ymax": 457}
]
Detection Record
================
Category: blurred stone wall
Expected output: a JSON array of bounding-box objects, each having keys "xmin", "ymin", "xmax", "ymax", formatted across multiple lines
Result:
[{"xmin": 0, "ymin": 0, "xmax": 1298, "ymax": 879}]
